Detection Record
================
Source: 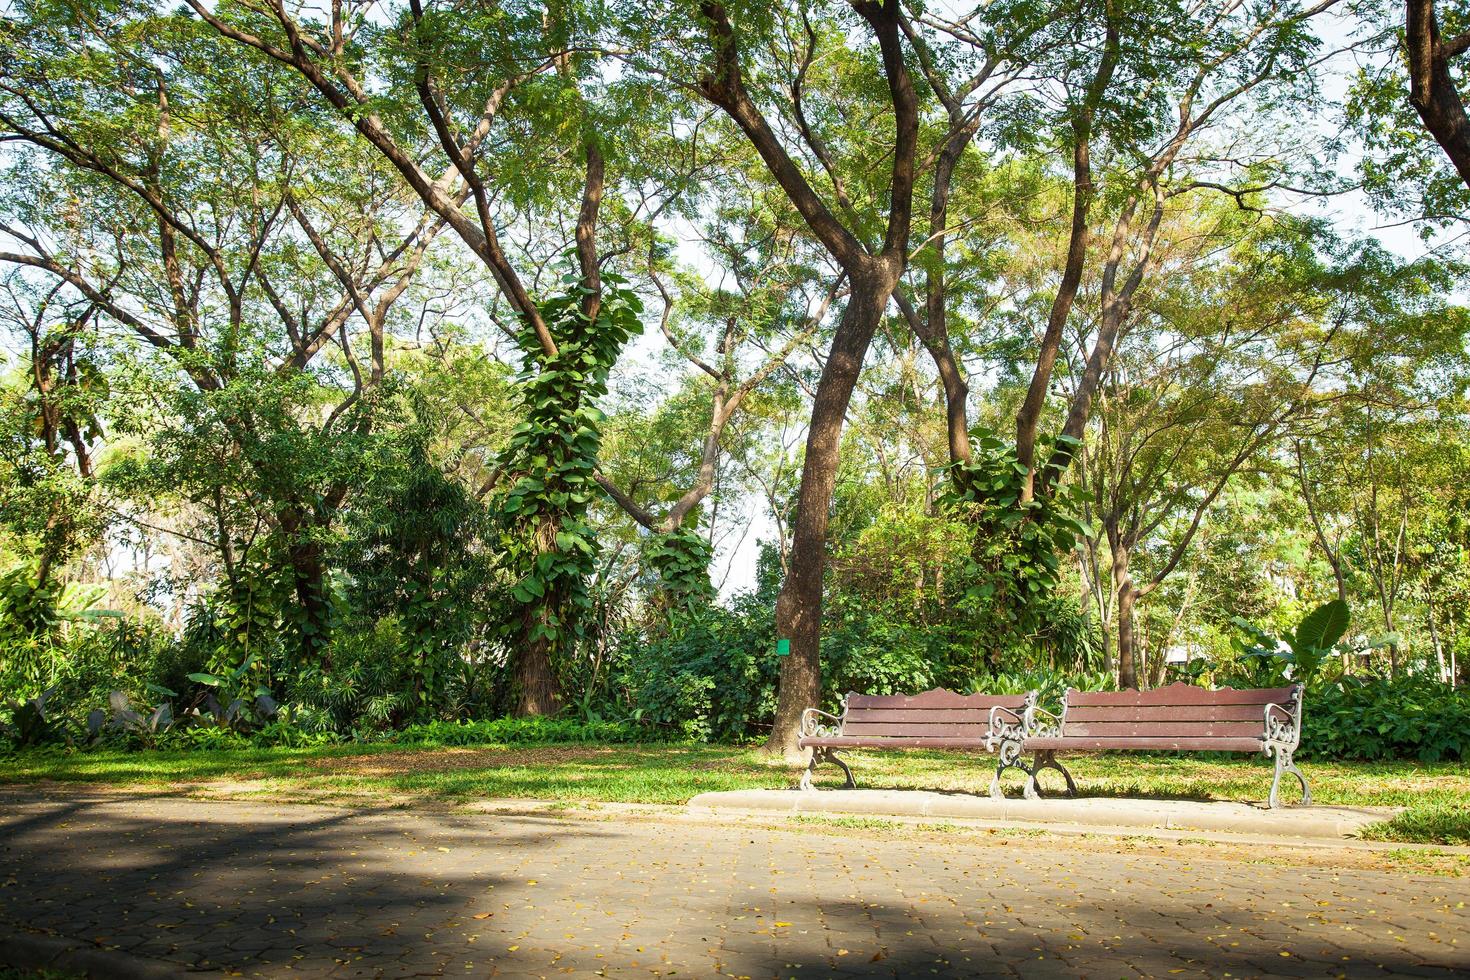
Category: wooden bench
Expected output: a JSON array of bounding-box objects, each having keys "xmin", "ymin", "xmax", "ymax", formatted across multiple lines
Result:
[
  {"xmin": 996, "ymin": 681, "xmax": 1309, "ymax": 808},
  {"xmin": 798, "ymin": 688, "xmax": 1029, "ymax": 792}
]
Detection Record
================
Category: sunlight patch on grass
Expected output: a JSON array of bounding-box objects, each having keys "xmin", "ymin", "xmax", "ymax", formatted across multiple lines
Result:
[{"xmin": 2, "ymin": 743, "xmax": 1466, "ymax": 841}]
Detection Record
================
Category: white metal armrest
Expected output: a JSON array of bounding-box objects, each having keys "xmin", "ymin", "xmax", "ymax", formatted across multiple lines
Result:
[
  {"xmin": 800, "ymin": 707, "xmax": 844, "ymax": 738},
  {"xmin": 1263, "ymin": 701, "xmax": 1301, "ymax": 749},
  {"xmin": 1264, "ymin": 702, "xmax": 1295, "ymax": 723},
  {"xmin": 989, "ymin": 704, "xmax": 1023, "ymax": 725},
  {"xmin": 987, "ymin": 703, "xmax": 1023, "ymax": 735},
  {"xmin": 1023, "ymin": 704, "xmax": 1062, "ymax": 736},
  {"xmin": 986, "ymin": 703, "xmax": 1027, "ymax": 750}
]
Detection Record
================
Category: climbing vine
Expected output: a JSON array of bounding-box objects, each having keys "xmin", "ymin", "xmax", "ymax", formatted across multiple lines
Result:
[
  {"xmin": 643, "ymin": 526, "xmax": 717, "ymax": 613},
  {"xmin": 495, "ymin": 272, "xmax": 644, "ymax": 705},
  {"xmin": 940, "ymin": 427, "xmax": 1092, "ymax": 665}
]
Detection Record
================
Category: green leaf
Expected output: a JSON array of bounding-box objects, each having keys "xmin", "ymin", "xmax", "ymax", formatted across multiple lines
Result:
[{"xmin": 1294, "ymin": 599, "xmax": 1350, "ymax": 653}]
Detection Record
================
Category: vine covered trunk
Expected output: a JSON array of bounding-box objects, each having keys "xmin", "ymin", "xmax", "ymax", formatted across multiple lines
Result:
[
  {"xmin": 277, "ymin": 507, "xmax": 334, "ymax": 670},
  {"xmin": 514, "ymin": 604, "xmax": 562, "ymax": 716},
  {"xmin": 498, "ymin": 284, "xmax": 642, "ymax": 717}
]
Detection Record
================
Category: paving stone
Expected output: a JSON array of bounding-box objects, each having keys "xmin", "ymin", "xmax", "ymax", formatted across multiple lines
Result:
[{"xmin": 0, "ymin": 789, "xmax": 1467, "ymax": 978}]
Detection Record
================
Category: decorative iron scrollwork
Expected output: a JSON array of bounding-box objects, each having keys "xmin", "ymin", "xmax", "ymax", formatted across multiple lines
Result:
[{"xmin": 1263, "ymin": 685, "xmax": 1311, "ymax": 808}]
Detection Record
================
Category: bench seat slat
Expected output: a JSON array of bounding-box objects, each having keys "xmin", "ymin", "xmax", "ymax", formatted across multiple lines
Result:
[
  {"xmin": 842, "ymin": 722, "xmax": 991, "ymax": 737},
  {"xmin": 1023, "ymin": 735, "xmax": 1264, "ymax": 752},
  {"xmin": 846, "ymin": 691, "xmax": 1026, "ymax": 710},
  {"xmin": 1063, "ymin": 704, "xmax": 1270, "ymax": 723},
  {"xmin": 843, "ymin": 708, "xmax": 1009, "ymax": 724},
  {"xmin": 1064, "ymin": 721, "xmax": 1265, "ymax": 738},
  {"xmin": 799, "ymin": 735, "xmax": 993, "ymax": 750},
  {"xmin": 1066, "ymin": 683, "xmax": 1294, "ymax": 707}
]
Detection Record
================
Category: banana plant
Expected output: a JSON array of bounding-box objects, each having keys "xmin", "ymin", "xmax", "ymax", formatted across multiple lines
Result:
[
  {"xmin": 187, "ymin": 654, "xmax": 278, "ymax": 731},
  {"xmin": 1, "ymin": 687, "xmax": 70, "ymax": 747},
  {"xmin": 1230, "ymin": 599, "xmax": 1352, "ymax": 688}
]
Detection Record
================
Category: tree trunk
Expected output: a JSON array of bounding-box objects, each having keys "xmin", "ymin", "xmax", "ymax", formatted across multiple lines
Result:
[
  {"xmin": 1108, "ymin": 520, "xmax": 1139, "ymax": 689},
  {"xmin": 764, "ymin": 268, "xmax": 898, "ymax": 758},
  {"xmin": 279, "ymin": 509, "xmax": 333, "ymax": 670},
  {"xmin": 1428, "ymin": 603, "xmax": 1448, "ymax": 684},
  {"xmin": 1383, "ymin": 605, "xmax": 1400, "ymax": 678},
  {"xmin": 514, "ymin": 604, "xmax": 562, "ymax": 716},
  {"xmin": 288, "ymin": 540, "xmax": 330, "ymax": 665},
  {"xmin": 1406, "ymin": 0, "xmax": 1470, "ymax": 191},
  {"xmin": 507, "ymin": 498, "xmax": 568, "ymax": 716},
  {"xmin": 1014, "ymin": 15, "xmax": 1118, "ymax": 501}
]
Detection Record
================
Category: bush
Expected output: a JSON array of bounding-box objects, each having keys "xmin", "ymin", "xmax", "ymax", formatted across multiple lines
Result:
[
  {"xmin": 1301, "ymin": 675, "xmax": 1469, "ymax": 762},
  {"xmin": 148, "ymin": 719, "xmax": 342, "ymax": 751},
  {"xmin": 0, "ymin": 618, "xmax": 185, "ymax": 712},
  {"xmin": 617, "ymin": 599, "xmax": 777, "ymax": 741},
  {"xmin": 387, "ymin": 716, "xmax": 663, "ymax": 746}
]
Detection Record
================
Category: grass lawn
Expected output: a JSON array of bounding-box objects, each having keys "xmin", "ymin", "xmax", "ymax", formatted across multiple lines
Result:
[{"xmin": 1, "ymin": 742, "xmax": 1465, "ymax": 845}]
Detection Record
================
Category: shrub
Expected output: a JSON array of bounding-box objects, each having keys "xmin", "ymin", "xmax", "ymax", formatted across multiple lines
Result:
[
  {"xmin": 0, "ymin": 618, "xmax": 184, "ymax": 711},
  {"xmin": 981, "ymin": 668, "xmax": 1116, "ymax": 713},
  {"xmin": 388, "ymin": 716, "xmax": 662, "ymax": 746},
  {"xmin": 616, "ymin": 600, "xmax": 777, "ymax": 741},
  {"xmin": 1301, "ymin": 675, "xmax": 1469, "ymax": 762}
]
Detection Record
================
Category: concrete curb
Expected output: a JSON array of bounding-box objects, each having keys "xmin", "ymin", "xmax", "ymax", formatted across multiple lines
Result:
[
  {"xmin": 0, "ymin": 924, "xmax": 193, "ymax": 979},
  {"xmin": 687, "ymin": 789, "xmax": 1397, "ymax": 840}
]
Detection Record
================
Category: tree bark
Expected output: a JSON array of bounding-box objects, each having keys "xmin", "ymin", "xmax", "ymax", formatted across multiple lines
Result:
[
  {"xmin": 1428, "ymin": 600, "xmax": 1448, "ymax": 684},
  {"xmin": 1107, "ymin": 517, "xmax": 1139, "ymax": 689},
  {"xmin": 1015, "ymin": 16, "xmax": 1120, "ymax": 499},
  {"xmin": 276, "ymin": 507, "xmax": 334, "ymax": 670},
  {"xmin": 695, "ymin": 0, "xmax": 918, "ymax": 757},
  {"xmin": 514, "ymin": 605, "xmax": 562, "ymax": 716},
  {"xmin": 906, "ymin": 118, "xmax": 975, "ymax": 467},
  {"xmin": 1406, "ymin": 0, "xmax": 1470, "ymax": 190},
  {"xmin": 766, "ymin": 267, "xmax": 902, "ymax": 756},
  {"xmin": 287, "ymin": 538, "xmax": 332, "ymax": 669}
]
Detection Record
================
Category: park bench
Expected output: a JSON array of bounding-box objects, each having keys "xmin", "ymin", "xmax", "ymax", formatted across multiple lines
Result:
[
  {"xmin": 797, "ymin": 688, "xmax": 1028, "ymax": 792},
  {"xmin": 995, "ymin": 681, "xmax": 1309, "ymax": 808}
]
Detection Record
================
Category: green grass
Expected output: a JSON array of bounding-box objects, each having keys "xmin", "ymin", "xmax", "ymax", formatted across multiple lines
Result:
[
  {"xmin": 1, "ymin": 742, "xmax": 1466, "ymax": 844},
  {"xmin": 1361, "ymin": 802, "xmax": 1470, "ymax": 846}
]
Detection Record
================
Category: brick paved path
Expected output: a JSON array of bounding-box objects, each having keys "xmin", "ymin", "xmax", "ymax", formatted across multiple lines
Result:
[{"xmin": 0, "ymin": 790, "xmax": 1466, "ymax": 978}]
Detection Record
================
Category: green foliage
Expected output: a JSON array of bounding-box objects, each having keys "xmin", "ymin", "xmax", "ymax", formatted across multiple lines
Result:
[
  {"xmin": 288, "ymin": 619, "xmax": 423, "ymax": 734},
  {"xmin": 1362, "ymin": 803, "xmax": 1470, "ymax": 847},
  {"xmin": 642, "ymin": 528, "xmax": 717, "ymax": 611},
  {"xmin": 981, "ymin": 669, "xmax": 1116, "ymax": 714},
  {"xmin": 0, "ymin": 687, "xmax": 69, "ymax": 748},
  {"xmin": 940, "ymin": 428, "xmax": 1092, "ymax": 668},
  {"xmin": 150, "ymin": 722, "xmax": 341, "ymax": 751},
  {"xmin": 493, "ymin": 273, "xmax": 643, "ymax": 687},
  {"xmin": 1301, "ymin": 675, "xmax": 1470, "ymax": 763},
  {"xmin": 336, "ymin": 401, "xmax": 496, "ymax": 718},
  {"xmin": 388, "ymin": 716, "xmax": 663, "ymax": 747},
  {"xmin": 1294, "ymin": 599, "xmax": 1351, "ymax": 654},
  {"xmin": 615, "ymin": 595, "xmax": 777, "ymax": 741},
  {"xmin": 1344, "ymin": 26, "xmax": 1470, "ymax": 233},
  {"xmin": 1226, "ymin": 599, "xmax": 1354, "ymax": 688}
]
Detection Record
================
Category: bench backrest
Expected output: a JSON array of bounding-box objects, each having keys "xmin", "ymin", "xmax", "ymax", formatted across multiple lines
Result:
[
  {"xmin": 1059, "ymin": 681, "xmax": 1300, "ymax": 744},
  {"xmin": 839, "ymin": 688, "xmax": 1028, "ymax": 741}
]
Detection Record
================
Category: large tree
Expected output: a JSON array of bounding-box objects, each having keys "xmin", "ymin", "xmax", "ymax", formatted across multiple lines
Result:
[
  {"xmin": 636, "ymin": 0, "xmax": 924, "ymax": 755},
  {"xmin": 0, "ymin": 9, "xmax": 452, "ymax": 663}
]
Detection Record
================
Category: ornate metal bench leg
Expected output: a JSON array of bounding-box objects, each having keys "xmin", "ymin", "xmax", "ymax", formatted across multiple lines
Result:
[
  {"xmin": 1042, "ymin": 751, "xmax": 1077, "ymax": 797},
  {"xmin": 828, "ymin": 749, "xmax": 856, "ymax": 789},
  {"xmin": 1023, "ymin": 763, "xmax": 1042, "ymax": 800},
  {"xmin": 990, "ymin": 741, "xmax": 1026, "ymax": 799},
  {"xmin": 1026, "ymin": 751, "xmax": 1077, "ymax": 799},
  {"xmin": 1268, "ymin": 747, "xmax": 1310, "ymax": 809},
  {"xmin": 800, "ymin": 748, "xmax": 820, "ymax": 791},
  {"xmin": 800, "ymin": 747, "xmax": 855, "ymax": 791}
]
